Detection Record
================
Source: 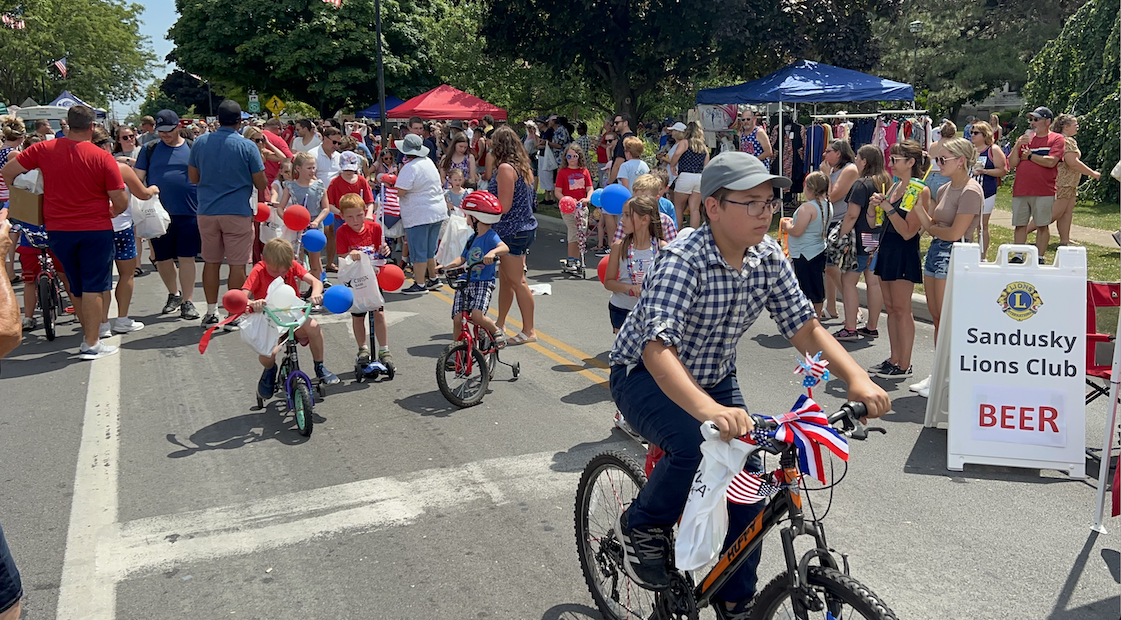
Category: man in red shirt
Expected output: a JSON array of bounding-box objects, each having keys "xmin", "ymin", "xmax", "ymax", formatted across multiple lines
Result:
[
  {"xmin": 1, "ymin": 105, "xmax": 128, "ymax": 360},
  {"xmin": 1009, "ymin": 106, "xmax": 1065, "ymax": 263}
]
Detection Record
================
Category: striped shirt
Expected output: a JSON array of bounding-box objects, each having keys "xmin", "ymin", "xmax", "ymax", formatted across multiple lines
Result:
[{"xmin": 609, "ymin": 224, "xmax": 816, "ymax": 387}]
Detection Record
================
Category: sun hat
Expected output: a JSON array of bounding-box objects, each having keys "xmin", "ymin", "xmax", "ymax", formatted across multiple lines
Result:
[
  {"xmin": 394, "ymin": 133, "xmax": 429, "ymax": 158},
  {"xmin": 669, "ymin": 121, "xmax": 687, "ymax": 132},
  {"xmin": 700, "ymin": 151, "xmax": 791, "ymax": 200}
]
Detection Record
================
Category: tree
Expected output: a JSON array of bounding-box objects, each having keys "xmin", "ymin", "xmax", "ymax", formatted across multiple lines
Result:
[
  {"xmin": 0, "ymin": 0, "xmax": 155, "ymax": 107},
  {"xmin": 158, "ymin": 70, "xmax": 225, "ymax": 117},
  {"xmin": 138, "ymin": 87, "xmax": 188, "ymax": 120},
  {"xmin": 167, "ymin": 0, "xmax": 437, "ymax": 117},
  {"xmin": 1021, "ymin": 0, "xmax": 1119, "ymax": 203},
  {"xmin": 872, "ymin": 0, "xmax": 1088, "ymax": 117},
  {"xmin": 482, "ymin": 0, "xmax": 896, "ymax": 120}
]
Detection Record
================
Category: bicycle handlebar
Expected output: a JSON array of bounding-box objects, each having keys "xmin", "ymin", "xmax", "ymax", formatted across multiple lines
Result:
[
  {"xmin": 438, "ymin": 256, "xmax": 501, "ymax": 279},
  {"xmin": 261, "ymin": 303, "xmax": 313, "ymax": 329},
  {"xmin": 749, "ymin": 401, "xmax": 877, "ymax": 441}
]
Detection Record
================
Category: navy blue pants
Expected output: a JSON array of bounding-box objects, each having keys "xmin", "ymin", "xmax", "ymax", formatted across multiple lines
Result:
[
  {"xmin": 0, "ymin": 519, "xmax": 21, "ymax": 614},
  {"xmin": 610, "ymin": 363, "xmax": 764, "ymax": 604}
]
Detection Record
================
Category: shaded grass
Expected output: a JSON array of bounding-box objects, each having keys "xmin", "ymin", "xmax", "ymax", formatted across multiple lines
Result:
[{"xmin": 993, "ymin": 184, "xmax": 1117, "ymax": 232}]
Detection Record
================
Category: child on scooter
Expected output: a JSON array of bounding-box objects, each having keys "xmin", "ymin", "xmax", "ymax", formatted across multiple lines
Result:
[
  {"xmin": 335, "ymin": 193, "xmax": 395, "ymax": 372},
  {"xmin": 244, "ymin": 238, "xmax": 341, "ymax": 399}
]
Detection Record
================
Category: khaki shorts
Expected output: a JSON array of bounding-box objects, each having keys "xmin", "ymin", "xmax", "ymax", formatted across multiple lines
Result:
[
  {"xmin": 675, "ymin": 172, "xmax": 702, "ymax": 195},
  {"xmin": 1011, "ymin": 195, "xmax": 1054, "ymax": 227},
  {"xmin": 561, "ymin": 210, "xmax": 580, "ymax": 240},
  {"xmin": 198, "ymin": 214, "xmax": 254, "ymax": 265}
]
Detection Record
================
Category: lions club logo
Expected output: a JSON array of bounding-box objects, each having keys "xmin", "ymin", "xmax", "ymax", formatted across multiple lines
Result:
[{"xmin": 997, "ymin": 281, "xmax": 1043, "ymax": 321}]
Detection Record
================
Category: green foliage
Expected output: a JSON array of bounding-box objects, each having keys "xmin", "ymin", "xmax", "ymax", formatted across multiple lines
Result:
[
  {"xmin": 873, "ymin": 0, "xmax": 1087, "ymax": 118},
  {"xmin": 1022, "ymin": 0, "xmax": 1120, "ymax": 203},
  {"xmin": 168, "ymin": 0, "xmax": 438, "ymax": 117},
  {"xmin": 138, "ymin": 86, "xmax": 188, "ymax": 119},
  {"xmin": 0, "ymin": 0, "xmax": 156, "ymax": 107},
  {"xmin": 158, "ymin": 71, "xmax": 225, "ymax": 115}
]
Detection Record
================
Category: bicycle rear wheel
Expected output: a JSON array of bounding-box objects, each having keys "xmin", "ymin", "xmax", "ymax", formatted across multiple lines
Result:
[
  {"xmin": 38, "ymin": 275, "xmax": 56, "ymax": 341},
  {"xmin": 574, "ymin": 451, "xmax": 657, "ymax": 620},
  {"xmin": 436, "ymin": 341, "xmax": 489, "ymax": 408},
  {"xmin": 748, "ymin": 566, "xmax": 898, "ymax": 620},
  {"xmin": 292, "ymin": 378, "xmax": 314, "ymax": 437}
]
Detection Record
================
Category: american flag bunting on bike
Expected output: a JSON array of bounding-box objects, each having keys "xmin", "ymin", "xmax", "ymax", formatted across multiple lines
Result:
[{"xmin": 763, "ymin": 395, "xmax": 849, "ymax": 484}]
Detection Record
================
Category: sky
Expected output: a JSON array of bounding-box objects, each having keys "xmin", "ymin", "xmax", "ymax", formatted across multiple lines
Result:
[{"xmin": 112, "ymin": 0, "xmax": 177, "ymax": 118}]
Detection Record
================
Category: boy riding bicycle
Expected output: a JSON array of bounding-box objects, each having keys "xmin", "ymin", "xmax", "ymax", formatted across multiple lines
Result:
[
  {"xmin": 335, "ymin": 192, "xmax": 394, "ymax": 371},
  {"xmin": 440, "ymin": 191, "xmax": 509, "ymax": 347},
  {"xmin": 608, "ymin": 152, "xmax": 891, "ymax": 619},
  {"xmin": 244, "ymin": 238, "xmax": 341, "ymax": 399}
]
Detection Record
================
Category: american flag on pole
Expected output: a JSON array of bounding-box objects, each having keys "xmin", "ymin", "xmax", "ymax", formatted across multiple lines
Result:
[
  {"xmin": 53, "ymin": 58, "xmax": 67, "ymax": 78},
  {"xmin": 727, "ymin": 470, "xmax": 781, "ymax": 505},
  {"xmin": 380, "ymin": 185, "xmax": 399, "ymax": 217},
  {"xmin": 2, "ymin": 14, "xmax": 25, "ymax": 29},
  {"xmin": 322, "ymin": 0, "xmax": 342, "ymax": 7}
]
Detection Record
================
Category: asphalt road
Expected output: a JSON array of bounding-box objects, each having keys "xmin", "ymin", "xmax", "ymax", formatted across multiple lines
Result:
[{"xmin": 0, "ymin": 221, "xmax": 1117, "ymax": 620}]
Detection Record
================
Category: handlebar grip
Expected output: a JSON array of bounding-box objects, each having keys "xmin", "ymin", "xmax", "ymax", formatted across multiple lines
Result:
[{"xmin": 750, "ymin": 414, "xmax": 777, "ymax": 432}]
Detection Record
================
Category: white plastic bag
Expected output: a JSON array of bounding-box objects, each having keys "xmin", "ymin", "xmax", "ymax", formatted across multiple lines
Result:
[
  {"xmin": 435, "ymin": 213, "xmax": 473, "ymax": 266},
  {"xmin": 132, "ymin": 195, "xmax": 171, "ymax": 239},
  {"xmin": 338, "ymin": 254, "xmax": 384, "ymax": 313},
  {"xmin": 239, "ymin": 312, "xmax": 282, "ymax": 356},
  {"xmin": 675, "ymin": 421, "xmax": 754, "ymax": 571},
  {"xmin": 12, "ymin": 169, "xmax": 42, "ymax": 193}
]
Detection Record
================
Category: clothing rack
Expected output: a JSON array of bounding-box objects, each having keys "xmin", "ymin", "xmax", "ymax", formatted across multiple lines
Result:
[
  {"xmin": 878, "ymin": 109, "xmax": 928, "ymax": 115},
  {"xmin": 810, "ymin": 113, "xmax": 879, "ymax": 119}
]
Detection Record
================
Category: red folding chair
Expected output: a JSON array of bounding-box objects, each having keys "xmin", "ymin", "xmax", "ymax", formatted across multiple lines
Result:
[{"xmin": 1085, "ymin": 281, "xmax": 1120, "ymax": 405}]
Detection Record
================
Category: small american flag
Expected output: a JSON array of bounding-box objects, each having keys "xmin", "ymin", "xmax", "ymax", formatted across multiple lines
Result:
[
  {"xmin": 322, "ymin": 0, "xmax": 342, "ymax": 7},
  {"xmin": 380, "ymin": 186, "xmax": 399, "ymax": 217},
  {"xmin": 53, "ymin": 58, "xmax": 67, "ymax": 78},
  {"xmin": 2, "ymin": 14, "xmax": 25, "ymax": 29},
  {"xmin": 727, "ymin": 470, "xmax": 780, "ymax": 505}
]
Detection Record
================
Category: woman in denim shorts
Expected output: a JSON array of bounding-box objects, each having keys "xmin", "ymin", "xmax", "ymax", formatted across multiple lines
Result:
[{"xmin": 488, "ymin": 126, "xmax": 539, "ymax": 345}]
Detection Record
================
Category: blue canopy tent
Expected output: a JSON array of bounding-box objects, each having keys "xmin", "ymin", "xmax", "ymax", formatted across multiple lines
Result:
[
  {"xmin": 355, "ymin": 97, "xmax": 405, "ymax": 119},
  {"xmin": 696, "ymin": 60, "xmax": 914, "ymax": 195},
  {"xmin": 48, "ymin": 90, "xmax": 107, "ymax": 119}
]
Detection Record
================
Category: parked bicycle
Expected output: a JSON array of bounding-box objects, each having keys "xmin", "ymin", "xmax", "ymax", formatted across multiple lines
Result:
[
  {"xmin": 255, "ymin": 303, "xmax": 326, "ymax": 437},
  {"xmin": 11, "ymin": 223, "xmax": 68, "ymax": 341},
  {"xmin": 435, "ymin": 257, "xmax": 520, "ymax": 408},
  {"xmin": 575, "ymin": 401, "xmax": 897, "ymax": 620}
]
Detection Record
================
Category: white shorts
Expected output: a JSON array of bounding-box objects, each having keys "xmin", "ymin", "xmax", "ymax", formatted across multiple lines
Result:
[
  {"xmin": 982, "ymin": 194, "xmax": 996, "ymax": 215},
  {"xmin": 675, "ymin": 172, "xmax": 702, "ymax": 195}
]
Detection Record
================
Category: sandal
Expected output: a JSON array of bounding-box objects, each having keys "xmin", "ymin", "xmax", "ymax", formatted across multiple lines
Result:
[
  {"xmin": 325, "ymin": 264, "xmax": 338, "ymax": 273},
  {"xmin": 493, "ymin": 330, "xmax": 508, "ymax": 349},
  {"xmin": 508, "ymin": 332, "xmax": 537, "ymax": 346},
  {"xmin": 134, "ymin": 267, "xmax": 144, "ymax": 277}
]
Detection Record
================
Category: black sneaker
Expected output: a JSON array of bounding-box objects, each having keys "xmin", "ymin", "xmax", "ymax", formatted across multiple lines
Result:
[
  {"xmin": 614, "ymin": 509, "xmax": 671, "ymax": 590},
  {"xmin": 867, "ymin": 359, "xmax": 892, "ymax": 374},
  {"xmin": 315, "ymin": 362, "xmax": 340, "ymax": 386},
  {"xmin": 200, "ymin": 313, "xmax": 220, "ymax": 329},
  {"xmin": 258, "ymin": 366, "xmax": 277, "ymax": 399},
  {"xmin": 876, "ymin": 363, "xmax": 914, "ymax": 379},
  {"xmin": 161, "ymin": 294, "xmax": 183, "ymax": 314},
  {"xmin": 425, "ymin": 278, "xmax": 443, "ymax": 291},
  {"xmin": 857, "ymin": 327, "xmax": 879, "ymax": 338},
  {"xmin": 179, "ymin": 300, "xmax": 200, "ymax": 320},
  {"xmin": 400, "ymin": 283, "xmax": 428, "ymax": 295},
  {"xmin": 1009, "ymin": 254, "xmax": 1024, "ymax": 264}
]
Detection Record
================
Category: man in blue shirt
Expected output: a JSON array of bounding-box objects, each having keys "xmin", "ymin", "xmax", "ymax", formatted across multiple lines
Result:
[
  {"xmin": 188, "ymin": 100, "xmax": 268, "ymax": 328},
  {"xmin": 137, "ymin": 109, "xmax": 202, "ymax": 322}
]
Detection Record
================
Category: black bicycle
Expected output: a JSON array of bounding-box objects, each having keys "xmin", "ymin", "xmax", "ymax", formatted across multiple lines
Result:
[
  {"xmin": 12, "ymin": 223, "xmax": 67, "ymax": 341},
  {"xmin": 575, "ymin": 401, "xmax": 898, "ymax": 620}
]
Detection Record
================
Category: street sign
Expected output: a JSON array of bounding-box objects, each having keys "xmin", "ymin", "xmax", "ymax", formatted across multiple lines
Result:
[
  {"xmin": 248, "ymin": 92, "xmax": 259, "ymax": 103},
  {"xmin": 266, "ymin": 96, "xmax": 285, "ymax": 115},
  {"xmin": 248, "ymin": 101, "xmax": 261, "ymax": 114}
]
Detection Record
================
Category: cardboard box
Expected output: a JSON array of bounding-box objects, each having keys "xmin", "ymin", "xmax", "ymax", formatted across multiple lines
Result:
[{"xmin": 7, "ymin": 187, "xmax": 43, "ymax": 226}]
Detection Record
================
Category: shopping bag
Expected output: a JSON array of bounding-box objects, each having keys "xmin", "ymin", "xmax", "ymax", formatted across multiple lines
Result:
[
  {"xmin": 435, "ymin": 213, "xmax": 473, "ymax": 266},
  {"xmin": 338, "ymin": 254, "xmax": 384, "ymax": 312},
  {"xmin": 239, "ymin": 311, "xmax": 282, "ymax": 357},
  {"xmin": 132, "ymin": 195, "xmax": 171, "ymax": 239},
  {"xmin": 675, "ymin": 421, "xmax": 754, "ymax": 571}
]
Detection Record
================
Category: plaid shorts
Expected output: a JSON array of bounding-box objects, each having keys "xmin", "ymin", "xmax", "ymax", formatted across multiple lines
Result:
[{"xmin": 451, "ymin": 280, "xmax": 494, "ymax": 317}]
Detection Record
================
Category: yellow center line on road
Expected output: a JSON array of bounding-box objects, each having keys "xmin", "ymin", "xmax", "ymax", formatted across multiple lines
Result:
[{"xmin": 428, "ymin": 289, "xmax": 609, "ymax": 386}]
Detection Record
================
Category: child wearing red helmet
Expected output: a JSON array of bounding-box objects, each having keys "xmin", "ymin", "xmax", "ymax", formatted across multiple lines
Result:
[{"xmin": 441, "ymin": 191, "xmax": 509, "ymax": 346}]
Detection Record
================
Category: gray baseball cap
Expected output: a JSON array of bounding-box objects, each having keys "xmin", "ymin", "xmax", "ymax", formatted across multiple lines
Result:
[{"xmin": 700, "ymin": 151, "xmax": 791, "ymax": 200}]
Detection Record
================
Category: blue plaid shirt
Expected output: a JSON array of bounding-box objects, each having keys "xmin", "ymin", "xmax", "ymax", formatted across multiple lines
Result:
[{"xmin": 609, "ymin": 224, "xmax": 816, "ymax": 388}]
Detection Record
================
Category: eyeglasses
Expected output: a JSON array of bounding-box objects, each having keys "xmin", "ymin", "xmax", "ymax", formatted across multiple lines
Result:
[
  {"xmin": 119, "ymin": 135, "xmax": 135, "ymax": 140},
  {"xmin": 330, "ymin": 140, "xmax": 342, "ymax": 145},
  {"xmin": 935, "ymin": 156, "xmax": 959, "ymax": 166},
  {"xmin": 889, "ymin": 156, "xmax": 910, "ymax": 164},
  {"xmin": 565, "ymin": 153, "xmax": 579, "ymax": 159},
  {"xmin": 613, "ymin": 119, "xmax": 623, "ymax": 125},
  {"xmin": 254, "ymin": 138, "xmax": 265, "ymax": 144},
  {"xmin": 721, "ymin": 197, "xmax": 781, "ymax": 216},
  {"xmin": 605, "ymin": 139, "xmax": 617, "ymax": 144}
]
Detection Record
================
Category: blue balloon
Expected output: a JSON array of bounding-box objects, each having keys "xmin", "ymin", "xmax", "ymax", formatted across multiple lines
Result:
[
  {"xmin": 322, "ymin": 285, "xmax": 354, "ymax": 314},
  {"xmin": 601, "ymin": 184, "xmax": 631, "ymax": 215},
  {"xmin": 590, "ymin": 188, "xmax": 604, "ymax": 208},
  {"xmin": 302, "ymin": 229, "xmax": 328, "ymax": 253},
  {"xmin": 321, "ymin": 212, "xmax": 335, "ymax": 227}
]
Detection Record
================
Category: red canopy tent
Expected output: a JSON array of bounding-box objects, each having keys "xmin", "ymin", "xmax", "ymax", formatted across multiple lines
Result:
[{"xmin": 386, "ymin": 85, "xmax": 507, "ymax": 121}]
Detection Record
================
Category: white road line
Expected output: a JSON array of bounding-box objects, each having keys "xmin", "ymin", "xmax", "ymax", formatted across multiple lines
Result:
[
  {"xmin": 105, "ymin": 450, "xmax": 590, "ymax": 579},
  {"xmin": 55, "ymin": 338, "xmax": 121, "ymax": 620}
]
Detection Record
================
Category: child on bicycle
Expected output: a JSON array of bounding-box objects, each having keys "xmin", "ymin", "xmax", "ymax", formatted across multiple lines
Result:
[
  {"xmin": 244, "ymin": 238, "xmax": 340, "ymax": 400},
  {"xmin": 13, "ymin": 221, "xmax": 70, "ymax": 330},
  {"xmin": 440, "ymin": 191, "xmax": 509, "ymax": 347},
  {"xmin": 335, "ymin": 192, "xmax": 395, "ymax": 372},
  {"xmin": 608, "ymin": 152, "xmax": 890, "ymax": 619}
]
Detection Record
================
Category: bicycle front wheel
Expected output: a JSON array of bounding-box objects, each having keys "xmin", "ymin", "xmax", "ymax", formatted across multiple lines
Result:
[
  {"xmin": 574, "ymin": 451, "xmax": 657, "ymax": 620},
  {"xmin": 38, "ymin": 275, "xmax": 56, "ymax": 341},
  {"xmin": 293, "ymin": 379, "xmax": 314, "ymax": 437},
  {"xmin": 748, "ymin": 566, "xmax": 898, "ymax": 620},
  {"xmin": 436, "ymin": 341, "xmax": 489, "ymax": 408}
]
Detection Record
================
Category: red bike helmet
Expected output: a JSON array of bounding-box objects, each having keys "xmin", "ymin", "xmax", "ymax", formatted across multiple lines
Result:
[{"xmin": 460, "ymin": 191, "xmax": 503, "ymax": 224}]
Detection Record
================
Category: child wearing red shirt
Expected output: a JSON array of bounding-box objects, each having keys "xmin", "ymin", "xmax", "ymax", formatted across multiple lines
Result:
[
  {"xmin": 335, "ymin": 193, "xmax": 394, "ymax": 371},
  {"xmin": 244, "ymin": 238, "xmax": 340, "ymax": 398},
  {"xmin": 553, "ymin": 143, "xmax": 593, "ymax": 273},
  {"xmin": 326, "ymin": 151, "xmax": 375, "ymax": 271}
]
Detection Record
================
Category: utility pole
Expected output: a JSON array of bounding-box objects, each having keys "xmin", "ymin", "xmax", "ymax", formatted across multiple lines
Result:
[
  {"xmin": 909, "ymin": 20, "xmax": 924, "ymax": 89},
  {"xmin": 375, "ymin": 0, "xmax": 387, "ymax": 149}
]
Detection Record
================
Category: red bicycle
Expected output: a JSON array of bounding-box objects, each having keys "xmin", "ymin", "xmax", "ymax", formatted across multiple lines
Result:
[{"xmin": 435, "ymin": 257, "xmax": 520, "ymax": 407}]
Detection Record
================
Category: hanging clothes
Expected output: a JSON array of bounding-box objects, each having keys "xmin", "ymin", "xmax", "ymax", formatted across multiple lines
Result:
[
  {"xmin": 804, "ymin": 123, "xmax": 826, "ymax": 175},
  {"xmin": 823, "ymin": 124, "xmax": 833, "ymax": 147},
  {"xmin": 851, "ymin": 119, "xmax": 876, "ymax": 149},
  {"xmin": 883, "ymin": 119, "xmax": 899, "ymax": 173},
  {"xmin": 788, "ymin": 122, "xmax": 805, "ymax": 194},
  {"xmin": 911, "ymin": 119, "xmax": 925, "ymax": 149}
]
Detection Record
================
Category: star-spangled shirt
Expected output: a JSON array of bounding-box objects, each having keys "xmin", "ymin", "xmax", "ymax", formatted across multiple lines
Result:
[{"xmin": 609, "ymin": 224, "xmax": 816, "ymax": 388}]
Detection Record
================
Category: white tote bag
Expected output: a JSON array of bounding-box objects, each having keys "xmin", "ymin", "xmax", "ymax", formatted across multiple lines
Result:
[
  {"xmin": 132, "ymin": 195, "xmax": 171, "ymax": 239},
  {"xmin": 675, "ymin": 421, "xmax": 754, "ymax": 571},
  {"xmin": 435, "ymin": 213, "xmax": 473, "ymax": 266},
  {"xmin": 338, "ymin": 254, "xmax": 385, "ymax": 313},
  {"xmin": 239, "ymin": 311, "xmax": 282, "ymax": 356}
]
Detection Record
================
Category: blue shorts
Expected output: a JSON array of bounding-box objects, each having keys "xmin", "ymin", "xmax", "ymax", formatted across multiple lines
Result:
[
  {"xmin": 852, "ymin": 252, "xmax": 877, "ymax": 273},
  {"xmin": 608, "ymin": 301, "xmax": 631, "ymax": 330},
  {"xmin": 113, "ymin": 227, "xmax": 137, "ymax": 261},
  {"xmin": 923, "ymin": 238, "xmax": 954, "ymax": 279},
  {"xmin": 47, "ymin": 230, "xmax": 114, "ymax": 296},
  {"xmin": 500, "ymin": 227, "xmax": 537, "ymax": 256},
  {"xmin": 0, "ymin": 520, "xmax": 22, "ymax": 614},
  {"xmin": 404, "ymin": 221, "xmax": 443, "ymax": 261},
  {"xmin": 151, "ymin": 215, "xmax": 201, "ymax": 261}
]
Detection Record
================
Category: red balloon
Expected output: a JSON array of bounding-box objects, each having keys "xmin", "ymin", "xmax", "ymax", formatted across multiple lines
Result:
[
  {"xmin": 222, "ymin": 289, "xmax": 249, "ymax": 315},
  {"xmin": 283, "ymin": 205, "xmax": 311, "ymax": 231},
  {"xmin": 376, "ymin": 263, "xmax": 406, "ymax": 292},
  {"xmin": 559, "ymin": 196, "xmax": 578, "ymax": 214},
  {"xmin": 255, "ymin": 202, "xmax": 271, "ymax": 223},
  {"xmin": 597, "ymin": 255, "xmax": 611, "ymax": 285}
]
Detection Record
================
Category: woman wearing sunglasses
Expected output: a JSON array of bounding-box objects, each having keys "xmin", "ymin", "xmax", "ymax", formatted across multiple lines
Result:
[{"xmin": 113, "ymin": 126, "xmax": 141, "ymax": 167}]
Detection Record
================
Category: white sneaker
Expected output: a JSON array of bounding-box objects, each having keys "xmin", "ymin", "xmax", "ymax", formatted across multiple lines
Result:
[
  {"xmin": 99, "ymin": 322, "xmax": 112, "ymax": 339},
  {"xmin": 917, "ymin": 385, "xmax": 930, "ymax": 398},
  {"xmin": 614, "ymin": 411, "xmax": 640, "ymax": 438},
  {"xmin": 112, "ymin": 318, "xmax": 145, "ymax": 333},
  {"xmin": 79, "ymin": 341, "xmax": 119, "ymax": 360},
  {"xmin": 909, "ymin": 375, "xmax": 931, "ymax": 393}
]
